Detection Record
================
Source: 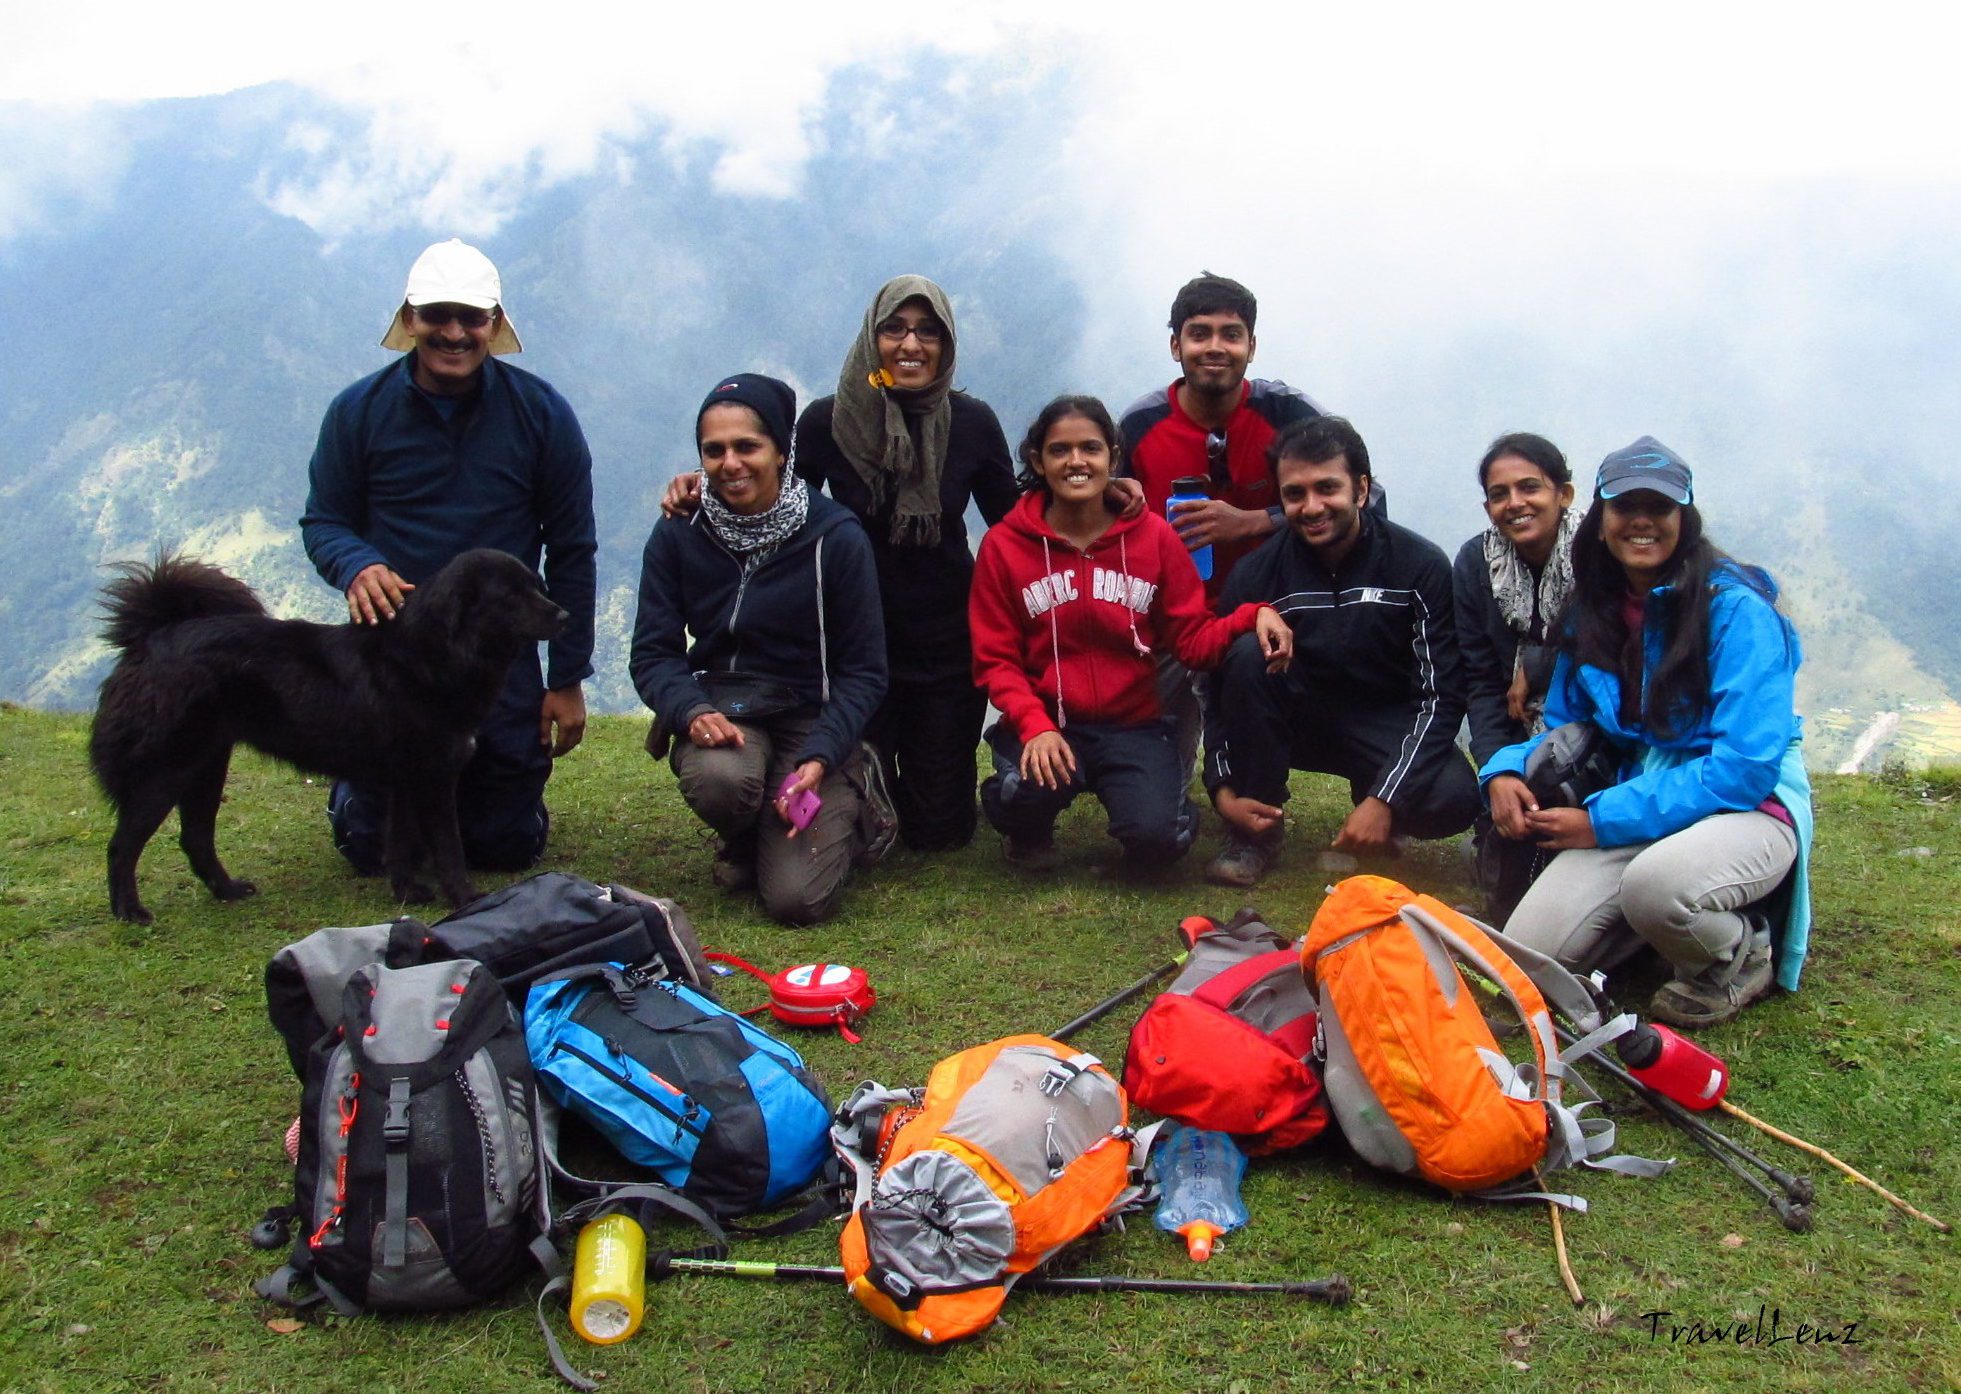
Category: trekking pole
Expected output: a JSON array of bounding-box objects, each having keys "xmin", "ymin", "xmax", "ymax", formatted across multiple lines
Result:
[
  {"xmin": 1555, "ymin": 1025, "xmax": 1813, "ymax": 1230},
  {"xmin": 1551, "ymin": 1021, "xmax": 1810, "ymax": 1199},
  {"xmin": 1050, "ymin": 951, "xmax": 1187, "ymax": 1042},
  {"xmin": 1595, "ymin": 1051, "xmax": 1813, "ymax": 1206},
  {"xmin": 652, "ymin": 1255, "xmax": 1352, "ymax": 1305},
  {"xmin": 1716, "ymin": 1101, "xmax": 1950, "ymax": 1233}
]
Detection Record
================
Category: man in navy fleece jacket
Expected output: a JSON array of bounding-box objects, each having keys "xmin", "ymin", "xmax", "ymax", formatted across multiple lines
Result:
[{"xmin": 300, "ymin": 238, "xmax": 597, "ymax": 872}]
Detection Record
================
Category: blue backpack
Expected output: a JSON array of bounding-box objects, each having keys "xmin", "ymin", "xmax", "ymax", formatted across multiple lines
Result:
[{"xmin": 524, "ymin": 964, "xmax": 833, "ymax": 1218}]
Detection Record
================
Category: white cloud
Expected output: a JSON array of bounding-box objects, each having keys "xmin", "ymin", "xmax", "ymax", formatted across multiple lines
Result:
[
  {"xmin": 8, "ymin": 1, "xmax": 1957, "ymax": 242},
  {"xmin": 0, "ymin": 106, "xmax": 134, "ymax": 242}
]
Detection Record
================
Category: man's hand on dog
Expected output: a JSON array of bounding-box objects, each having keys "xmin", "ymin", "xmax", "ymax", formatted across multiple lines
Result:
[
  {"xmin": 540, "ymin": 684, "xmax": 587, "ymax": 756},
  {"xmin": 346, "ymin": 564, "xmax": 414, "ymax": 624}
]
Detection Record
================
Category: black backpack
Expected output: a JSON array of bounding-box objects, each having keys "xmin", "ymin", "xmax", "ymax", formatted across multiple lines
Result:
[
  {"xmin": 425, "ymin": 873, "xmax": 710, "ymax": 1001},
  {"xmin": 263, "ymin": 875, "xmax": 711, "ymax": 1076},
  {"xmin": 257, "ymin": 959, "xmax": 548, "ymax": 1313}
]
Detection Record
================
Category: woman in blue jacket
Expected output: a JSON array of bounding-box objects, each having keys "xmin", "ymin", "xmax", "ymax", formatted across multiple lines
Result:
[
  {"xmin": 1481, "ymin": 437, "xmax": 1813, "ymax": 1028},
  {"xmin": 630, "ymin": 374, "xmax": 892, "ymax": 925}
]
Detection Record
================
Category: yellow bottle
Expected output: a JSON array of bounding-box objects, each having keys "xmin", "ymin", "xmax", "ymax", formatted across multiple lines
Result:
[{"xmin": 570, "ymin": 1213, "xmax": 647, "ymax": 1344}]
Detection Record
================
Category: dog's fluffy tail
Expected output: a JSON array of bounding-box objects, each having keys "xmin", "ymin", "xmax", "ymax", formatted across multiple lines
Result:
[{"xmin": 99, "ymin": 551, "xmax": 266, "ymax": 654}]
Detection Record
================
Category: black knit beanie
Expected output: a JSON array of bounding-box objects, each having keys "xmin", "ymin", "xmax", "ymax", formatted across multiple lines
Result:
[{"xmin": 697, "ymin": 373, "xmax": 796, "ymax": 459}]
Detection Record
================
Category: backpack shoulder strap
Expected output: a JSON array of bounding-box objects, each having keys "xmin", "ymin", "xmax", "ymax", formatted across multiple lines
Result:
[
  {"xmin": 831, "ymin": 1080, "xmax": 924, "ymax": 1211},
  {"xmin": 1188, "ymin": 947, "xmax": 1300, "ymax": 1011},
  {"xmin": 536, "ymin": 1183, "xmax": 727, "ymax": 1391},
  {"xmin": 1396, "ymin": 901, "xmax": 1559, "ymax": 1100}
]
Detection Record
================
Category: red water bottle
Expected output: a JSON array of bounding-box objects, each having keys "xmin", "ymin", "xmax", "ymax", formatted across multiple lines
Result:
[{"xmin": 1615, "ymin": 1023, "xmax": 1730, "ymax": 1109}]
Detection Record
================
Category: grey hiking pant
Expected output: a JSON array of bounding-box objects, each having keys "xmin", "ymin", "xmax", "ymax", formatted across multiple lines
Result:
[
  {"xmin": 669, "ymin": 711, "xmax": 865, "ymax": 927},
  {"xmin": 1501, "ymin": 810, "xmax": 1798, "ymax": 978}
]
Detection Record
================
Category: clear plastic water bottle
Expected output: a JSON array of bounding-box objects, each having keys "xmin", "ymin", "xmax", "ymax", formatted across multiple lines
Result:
[
  {"xmin": 1153, "ymin": 1124, "xmax": 1249, "ymax": 1261},
  {"xmin": 1168, "ymin": 476, "xmax": 1213, "ymax": 581}
]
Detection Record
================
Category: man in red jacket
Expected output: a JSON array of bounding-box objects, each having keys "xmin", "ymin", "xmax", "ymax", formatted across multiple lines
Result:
[{"xmin": 1118, "ymin": 274, "xmax": 1326, "ymax": 783}]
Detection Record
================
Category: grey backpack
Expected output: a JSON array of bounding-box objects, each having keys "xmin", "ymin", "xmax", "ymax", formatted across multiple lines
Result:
[{"xmin": 257, "ymin": 958, "xmax": 547, "ymax": 1312}]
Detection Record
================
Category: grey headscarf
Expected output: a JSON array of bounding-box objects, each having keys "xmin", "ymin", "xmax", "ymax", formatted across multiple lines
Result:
[{"xmin": 830, "ymin": 275, "xmax": 956, "ymax": 549}]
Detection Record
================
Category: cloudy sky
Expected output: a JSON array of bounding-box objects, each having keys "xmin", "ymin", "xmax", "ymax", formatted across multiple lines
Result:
[
  {"xmin": 7, "ymin": 0, "xmax": 1959, "ymax": 522},
  {"xmin": 10, "ymin": 2, "xmax": 1954, "ymax": 207}
]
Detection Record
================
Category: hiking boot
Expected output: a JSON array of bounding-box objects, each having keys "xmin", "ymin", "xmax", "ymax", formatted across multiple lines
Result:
[
  {"xmin": 1205, "ymin": 826, "xmax": 1283, "ymax": 888},
  {"xmin": 1649, "ymin": 918, "xmax": 1774, "ymax": 1029},
  {"xmin": 852, "ymin": 741, "xmax": 900, "ymax": 868},
  {"xmin": 1004, "ymin": 834, "xmax": 1064, "ymax": 873},
  {"xmin": 711, "ymin": 835, "xmax": 756, "ymax": 892}
]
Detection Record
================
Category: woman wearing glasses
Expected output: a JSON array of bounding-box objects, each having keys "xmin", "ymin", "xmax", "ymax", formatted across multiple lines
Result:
[{"xmin": 788, "ymin": 276, "xmax": 1021, "ymax": 852}]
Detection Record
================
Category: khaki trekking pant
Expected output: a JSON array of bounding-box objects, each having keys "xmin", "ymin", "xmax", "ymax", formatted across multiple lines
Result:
[
  {"xmin": 1501, "ymin": 810, "xmax": 1798, "ymax": 977},
  {"xmin": 670, "ymin": 711, "xmax": 864, "ymax": 926}
]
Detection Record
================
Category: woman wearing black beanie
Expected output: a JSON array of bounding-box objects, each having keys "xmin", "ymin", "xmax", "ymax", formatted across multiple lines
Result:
[
  {"xmin": 663, "ymin": 277, "xmax": 1023, "ymax": 853},
  {"xmin": 631, "ymin": 373, "xmax": 894, "ymax": 925}
]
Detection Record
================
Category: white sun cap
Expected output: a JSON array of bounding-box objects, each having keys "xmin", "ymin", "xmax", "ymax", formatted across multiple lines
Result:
[{"xmin": 380, "ymin": 238, "xmax": 523, "ymax": 354}]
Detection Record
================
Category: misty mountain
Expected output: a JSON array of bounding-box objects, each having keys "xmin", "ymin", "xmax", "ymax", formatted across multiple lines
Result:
[{"xmin": 3, "ymin": 80, "xmax": 1958, "ymax": 771}]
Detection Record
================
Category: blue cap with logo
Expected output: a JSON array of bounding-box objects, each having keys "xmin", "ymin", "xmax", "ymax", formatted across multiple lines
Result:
[{"xmin": 1595, "ymin": 436, "xmax": 1693, "ymax": 505}]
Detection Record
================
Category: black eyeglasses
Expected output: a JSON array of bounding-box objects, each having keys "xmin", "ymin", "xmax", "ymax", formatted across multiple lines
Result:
[
  {"xmin": 875, "ymin": 317, "xmax": 945, "ymax": 344},
  {"xmin": 413, "ymin": 305, "xmax": 496, "ymax": 329}
]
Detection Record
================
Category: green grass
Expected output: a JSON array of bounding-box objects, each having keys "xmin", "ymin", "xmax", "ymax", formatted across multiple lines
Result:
[{"xmin": 0, "ymin": 706, "xmax": 1954, "ymax": 1393}]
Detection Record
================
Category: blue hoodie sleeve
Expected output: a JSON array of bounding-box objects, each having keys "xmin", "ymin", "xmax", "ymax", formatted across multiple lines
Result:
[
  {"xmin": 1478, "ymin": 651, "xmax": 1595, "ymax": 785},
  {"xmin": 794, "ymin": 520, "xmax": 889, "ymax": 771},
  {"xmin": 629, "ymin": 520, "xmax": 715, "ymax": 729},
  {"xmin": 1583, "ymin": 586, "xmax": 1796, "ymax": 846}
]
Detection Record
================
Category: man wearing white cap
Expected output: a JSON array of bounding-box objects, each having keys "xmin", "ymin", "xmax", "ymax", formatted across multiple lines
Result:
[{"xmin": 300, "ymin": 238, "xmax": 597, "ymax": 874}]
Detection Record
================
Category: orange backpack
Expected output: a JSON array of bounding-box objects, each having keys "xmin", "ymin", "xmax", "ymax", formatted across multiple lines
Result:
[
  {"xmin": 832, "ymin": 1035, "xmax": 1155, "ymax": 1343},
  {"xmin": 1300, "ymin": 876, "xmax": 1668, "ymax": 1207}
]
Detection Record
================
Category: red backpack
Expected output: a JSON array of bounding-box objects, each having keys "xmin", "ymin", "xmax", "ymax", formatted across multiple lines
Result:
[{"xmin": 1122, "ymin": 910, "xmax": 1328, "ymax": 1154}]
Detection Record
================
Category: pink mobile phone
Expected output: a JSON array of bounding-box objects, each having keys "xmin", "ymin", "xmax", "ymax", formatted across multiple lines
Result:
[{"xmin": 777, "ymin": 775, "xmax": 822, "ymax": 832}]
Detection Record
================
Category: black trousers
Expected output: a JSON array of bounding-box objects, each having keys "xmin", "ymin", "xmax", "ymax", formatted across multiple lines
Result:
[
  {"xmin": 1209, "ymin": 632, "xmax": 1479, "ymax": 840},
  {"xmin": 328, "ymin": 670, "xmax": 552, "ymax": 874},
  {"xmin": 863, "ymin": 674, "xmax": 987, "ymax": 853},
  {"xmin": 981, "ymin": 719, "xmax": 1197, "ymax": 862}
]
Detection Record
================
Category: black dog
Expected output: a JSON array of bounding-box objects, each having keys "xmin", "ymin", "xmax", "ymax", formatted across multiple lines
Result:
[{"xmin": 89, "ymin": 548, "xmax": 566, "ymax": 924}]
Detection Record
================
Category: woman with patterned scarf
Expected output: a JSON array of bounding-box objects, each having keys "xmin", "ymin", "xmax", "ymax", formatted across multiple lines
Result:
[
  {"xmin": 631, "ymin": 374, "xmax": 893, "ymax": 926},
  {"xmin": 1452, "ymin": 432, "xmax": 1580, "ymax": 921},
  {"xmin": 662, "ymin": 276, "xmax": 1021, "ymax": 852}
]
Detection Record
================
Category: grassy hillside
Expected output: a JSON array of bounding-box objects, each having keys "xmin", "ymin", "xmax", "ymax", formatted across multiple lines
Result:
[{"xmin": 0, "ymin": 708, "xmax": 1954, "ymax": 1392}]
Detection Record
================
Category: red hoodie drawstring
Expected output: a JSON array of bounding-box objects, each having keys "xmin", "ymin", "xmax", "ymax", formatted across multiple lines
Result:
[
  {"xmin": 1118, "ymin": 534, "xmax": 1149, "ymax": 657},
  {"xmin": 1041, "ymin": 536, "xmax": 1067, "ymax": 729}
]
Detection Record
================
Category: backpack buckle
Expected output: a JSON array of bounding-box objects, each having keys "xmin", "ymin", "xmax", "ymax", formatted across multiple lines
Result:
[
  {"xmin": 382, "ymin": 1078, "xmax": 411, "ymax": 1147},
  {"xmin": 1040, "ymin": 1051, "xmax": 1100, "ymax": 1097}
]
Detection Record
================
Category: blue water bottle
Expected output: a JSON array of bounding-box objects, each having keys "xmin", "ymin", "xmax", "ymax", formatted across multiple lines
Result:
[
  {"xmin": 1153, "ymin": 1124, "xmax": 1249, "ymax": 1260},
  {"xmin": 1168, "ymin": 475, "xmax": 1213, "ymax": 581}
]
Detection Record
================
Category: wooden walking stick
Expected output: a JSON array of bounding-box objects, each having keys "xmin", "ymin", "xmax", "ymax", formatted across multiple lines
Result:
[
  {"xmin": 1717, "ymin": 1100, "xmax": 1950, "ymax": 1233},
  {"xmin": 1535, "ymin": 1168, "xmax": 1584, "ymax": 1305}
]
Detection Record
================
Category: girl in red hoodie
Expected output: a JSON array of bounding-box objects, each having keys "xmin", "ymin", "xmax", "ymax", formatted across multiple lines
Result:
[{"xmin": 970, "ymin": 396, "xmax": 1292, "ymax": 871}]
